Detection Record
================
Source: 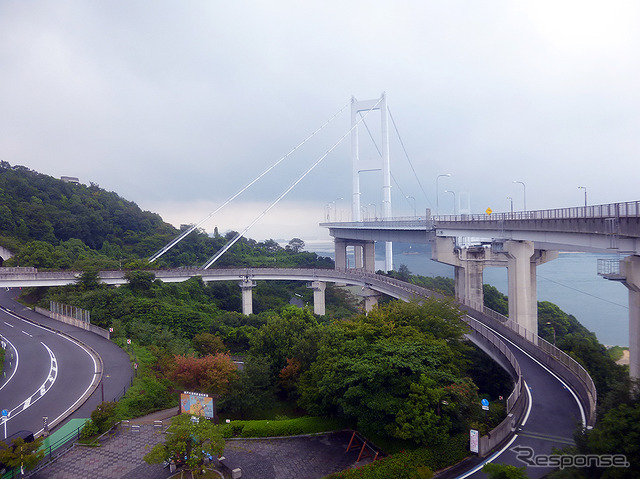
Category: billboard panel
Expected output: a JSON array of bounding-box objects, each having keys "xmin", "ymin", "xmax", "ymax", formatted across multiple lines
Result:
[{"xmin": 180, "ymin": 392, "xmax": 213, "ymax": 419}]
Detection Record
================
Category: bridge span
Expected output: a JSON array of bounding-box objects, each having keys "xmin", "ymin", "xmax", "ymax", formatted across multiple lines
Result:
[{"xmin": 322, "ymin": 200, "xmax": 640, "ymax": 381}]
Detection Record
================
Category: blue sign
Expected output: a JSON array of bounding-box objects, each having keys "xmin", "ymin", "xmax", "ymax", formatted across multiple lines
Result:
[
  {"xmin": 481, "ymin": 399, "xmax": 489, "ymax": 407},
  {"xmin": 1, "ymin": 409, "xmax": 8, "ymax": 417}
]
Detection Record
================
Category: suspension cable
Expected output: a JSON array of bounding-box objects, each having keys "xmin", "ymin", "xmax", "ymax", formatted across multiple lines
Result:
[
  {"xmin": 201, "ymin": 97, "xmax": 384, "ymax": 269},
  {"xmin": 148, "ymin": 101, "xmax": 351, "ymax": 263},
  {"xmin": 388, "ymin": 107, "xmax": 432, "ymax": 208}
]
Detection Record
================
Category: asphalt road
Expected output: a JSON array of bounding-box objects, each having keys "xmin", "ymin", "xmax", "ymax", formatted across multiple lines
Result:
[
  {"xmin": 0, "ymin": 288, "xmax": 132, "ymax": 438},
  {"xmin": 458, "ymin": 319, "xmax": 583, "ymax": 479}
]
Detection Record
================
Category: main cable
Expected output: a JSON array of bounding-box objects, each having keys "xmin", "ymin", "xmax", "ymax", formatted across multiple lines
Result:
[
  {"xmin": 388, "ymin": 107, "xmax": 432, "ymax": 208},
  {"xmin": 148, "ymin": 101, "xmax": 350, "ymax": 263},
  {"xmin": 201, "ymin": 97, "xmax": 384, "ymax": 269}
]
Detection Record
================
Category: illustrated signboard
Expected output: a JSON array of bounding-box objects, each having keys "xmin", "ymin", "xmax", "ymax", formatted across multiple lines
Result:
[{"xmin": 180, "ymin": 391, "xmax": 213, "ymax": 419}]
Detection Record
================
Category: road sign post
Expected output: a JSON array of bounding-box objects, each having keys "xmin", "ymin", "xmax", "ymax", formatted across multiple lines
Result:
[{"xmin": 2, "ymin": 409, "xmax": 8, "ymax": 439}]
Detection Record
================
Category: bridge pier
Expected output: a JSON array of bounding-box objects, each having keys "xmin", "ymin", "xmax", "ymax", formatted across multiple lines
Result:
[
  {"xmin": 503, "ymin": 240, "xmax": 558, "ymax": 337},
  {"xmin": 432, "ymin": 237, "xmax": 503, "ymax": 307},
  {"xmin": 307, "ymin": 281, "xmax": 326, "ymax": 316},
  {"xmin": 361, "ymin": 287, "xmax": 381, "ymax": 314},
  {"xmin": 433, "ymin": 237, "xmax": 558, "ymax": 338},
  {"xmin": 619, "ymin": 255, "xmax": 640, "ymax": 380},
  {"xmin": 334, "ymin": 238, "xmax": 375, "ymax": 273},
  {"xmin": 239, "ymin": 278, "xmax": 256, "ymax": 316}
]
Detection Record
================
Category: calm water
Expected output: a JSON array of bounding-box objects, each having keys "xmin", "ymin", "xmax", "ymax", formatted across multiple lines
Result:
[{"xmin": 385, "ymin": 244, "xmax": 629, "ymax": 347}]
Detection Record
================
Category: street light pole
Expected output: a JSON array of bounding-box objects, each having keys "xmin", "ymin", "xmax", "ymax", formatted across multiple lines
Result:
[
  {"xmin": 436, "ymin": 173, "xmax": 451, "ymax": 216},
  {"xmin": 513, "ymin": 180, "xmax": 526, "ymax": 211},
  {"xmin": 407, "ymin": 196, "xmax": 416, "ymax": 216},
  {"xmin": 444, "ymin": 190, "xmax": 456, "ymax": 215},
  {"xmin": 507, "ymin": 196, "xmax": 513, "ymax": 214},
  {"xmin": 578, "ymin": 186, "xmax": 587, "ymax": 207},
  {"xmin": 331, "ymin": 197, "xmax": 343, "ymax": 221}
]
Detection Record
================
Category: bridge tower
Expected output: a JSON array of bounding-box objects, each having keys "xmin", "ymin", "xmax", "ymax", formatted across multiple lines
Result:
[{"xmin": 351, "ymin": 93, "xmax": 392, "ymax": 272}]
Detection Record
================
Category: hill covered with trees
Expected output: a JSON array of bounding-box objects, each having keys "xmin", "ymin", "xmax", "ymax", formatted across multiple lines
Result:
[{"xmin": 0, "ymin": 161, "xmax": 333, "ymax": 270}]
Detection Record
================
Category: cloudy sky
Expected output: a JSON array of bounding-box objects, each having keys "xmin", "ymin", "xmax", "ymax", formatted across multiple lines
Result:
[{"xmin": 2, "ymin": 1, "xmax": 639, "ymax": 246}]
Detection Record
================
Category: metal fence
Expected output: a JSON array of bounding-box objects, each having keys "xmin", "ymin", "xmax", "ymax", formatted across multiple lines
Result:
[
  {"xmin": 321, "ymin": 200, "xmax": 640, "ymax": 225},
  {"xmin": 49, "ymin": 301, "xmax": 90, "ymax": 323}
]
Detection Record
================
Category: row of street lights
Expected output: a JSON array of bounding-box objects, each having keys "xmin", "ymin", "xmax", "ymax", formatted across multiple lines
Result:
[{"xmin": 328, "ymin": 179, "xmax": 589, "ymax": 221}]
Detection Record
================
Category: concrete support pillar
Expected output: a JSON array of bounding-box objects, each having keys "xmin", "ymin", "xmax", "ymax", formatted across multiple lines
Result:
[
  {"xmin": 239, "ymin": 278, "xmax": 256, "ymax": 316},
  {"xmin": 308, "ymin": 281, "xmax": 326, "ymax": 316},
  {"xmin": 621, "ymin": 255, "xmax": 640, "ymax": 381},
  {"xmin": 364, "ymin": 241, "xmax": 376, "ymax": 273},
  {"xmin": 454, "ymin": 259, "xmax": 485, "ymax": 307},
  {"xmin": 505, "ymin": 241, "xmax": 537, "ymax": 336},
  {"xmin": 361, "ymin": 287, "xmax": 381, "ymax": 314},
  {"xmin": 432, "ymin": 237, "xmax": 489, "ymax": 309},
  {"xmin": 335, "ymin": 239, "xmax": 347, "ymax": 270},
  {"xmin": 354, "ymin": 245, "xmax": 363, "ymax": 269}
]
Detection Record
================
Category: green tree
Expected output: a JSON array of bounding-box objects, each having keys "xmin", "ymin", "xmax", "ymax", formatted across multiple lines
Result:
[
  {"xmin": 220, "ymin": 356, "xmax": 276, "ymax": 418},
  {"xmin": 0, "ymin": 436, "xmax": 45, "ymax": 475},
  {"xmin": 298, "ymin": 300, "xmax": 474, "ymax": 442},
  {"xmin": 76, "ymin": 267, "xmax": 101, "ymax": 290},
  {"xmin": 193, "ymin": 332, "xmax": 227, "ymax": 356},
  {"xmin": 124, "ymin": 270, "xmax": 156, "ymax": 295},
  {"xmin": 286, "ymin": 238, "xmax": 305, "ymax": 253},
  {"xmin": 482, "ymin": 462, "xmax": 528, "ymax": 479},
  {"xmin": 144, "ymin": 414, "xmax": 225, "ymax": 476}
]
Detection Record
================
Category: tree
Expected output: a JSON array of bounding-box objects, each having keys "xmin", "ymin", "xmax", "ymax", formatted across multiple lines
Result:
[
  {"xmin": 124, "ymin": 270, "xmax": 156, "ymax": 295},
  {"xmin": 397, "ymin": 264, "xmax": 411, "ymax": 281},
  {"xmin": 170, "ymin": 353, "xmax": 238, "ymax": 396},
  {"xmin": 0, "ymin": 436, "xmax": 45, "ymax": 475},
  {"xmin": 286, "ymin": 238, "xmax": 305, "ymax": 253},
  {"xmin": 482, "ymin": 463, "xmax": 528, "ymax": 479},
  {"xmin": 144, "ymin": 413, "xmax": 225, "ymax": 475},
  {"xmin": 193, "ymin": 332, "xmax": 227, "ymax": 356},
  {"xmin": 298, "ymin": 300, "xmax": 474, "ymax": 441},
  {"xmin": 219, "ymin": 356, "xmax": 276, "ymax": 418},
  {"xmin": 76, "ymin": 267, "xmax": 101, "ymax": 290}
]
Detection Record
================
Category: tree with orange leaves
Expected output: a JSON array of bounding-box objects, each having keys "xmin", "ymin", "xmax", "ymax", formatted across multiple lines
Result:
[{"xmin": 170, "ymin": 353, "xmax": 238, "ymax": 396}]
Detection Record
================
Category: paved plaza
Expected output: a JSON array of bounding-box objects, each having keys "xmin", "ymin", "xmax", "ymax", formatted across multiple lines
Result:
[{"xmin": 28, "ymin": 410, "xmax": 373, "ymax": 479}]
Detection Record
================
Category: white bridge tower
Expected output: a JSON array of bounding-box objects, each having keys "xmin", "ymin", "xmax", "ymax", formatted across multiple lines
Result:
[{"xmin": 351, "ymin": 93, "xmax": 393, "ymax": 272}]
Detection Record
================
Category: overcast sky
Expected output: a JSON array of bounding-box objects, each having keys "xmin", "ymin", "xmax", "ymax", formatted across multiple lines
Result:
[{"xmin": 2, "ymin": 1, "xmax": 639, "ymax": 245}]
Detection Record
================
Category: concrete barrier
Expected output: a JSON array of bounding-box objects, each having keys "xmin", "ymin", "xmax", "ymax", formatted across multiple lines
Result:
[{"xmin": 35, "ymin": 306, "xmax": 111, "ymax": 339}]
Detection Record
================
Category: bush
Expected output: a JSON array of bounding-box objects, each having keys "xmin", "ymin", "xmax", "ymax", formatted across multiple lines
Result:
[
  {"xmin": 80, "ymin": 419, "xmax": 99, "ymax": 439},
  {"xmin": 91, "ymin": 401, "xmax": 117, "ymax": 433},
  {"xmin": 221, "ymin": 416, "xmax": 347, "ymax": 438}
]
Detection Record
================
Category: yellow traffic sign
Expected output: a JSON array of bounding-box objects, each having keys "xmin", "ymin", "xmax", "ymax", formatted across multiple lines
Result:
[{"xmin": 486, "ymin": 207, "xmax": 492, "ymax": 215}]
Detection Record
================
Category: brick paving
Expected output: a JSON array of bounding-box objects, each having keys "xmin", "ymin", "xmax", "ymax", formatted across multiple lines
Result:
[
  {"xmin": 30, "ymin": 423, "xmax": 172, "ymax": 479},
  {"xmin": 223, "ymin": 431, "xmax": 374, "ymax": 479},
  {"xmin": 29, "ymin": 409, "xmax": 373, "ymax": 479}
]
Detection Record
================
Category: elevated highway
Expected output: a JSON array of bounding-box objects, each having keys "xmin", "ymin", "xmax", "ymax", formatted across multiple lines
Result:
[{"xmin": 322, "ymin": 200, "xmax": 640, "ymax": 380}]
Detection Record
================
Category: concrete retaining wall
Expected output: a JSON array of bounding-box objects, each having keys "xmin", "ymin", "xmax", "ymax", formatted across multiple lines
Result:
[{"xmin": 35, "ymin": 306, "xmax": 110, "ymax": 340}]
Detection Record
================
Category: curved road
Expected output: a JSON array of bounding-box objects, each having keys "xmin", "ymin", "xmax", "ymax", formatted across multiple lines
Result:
[
  {"xmin": 0, "ymin": 289, "xmax": 132, "ymax": 439},
  {"xmin": 457, "ymin": 318, "xmax": 583, "ymax": 478}
]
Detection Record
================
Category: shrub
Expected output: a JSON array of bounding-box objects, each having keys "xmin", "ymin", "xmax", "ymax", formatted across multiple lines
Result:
[
  {"xmin": 80, "ymin": 419, "xmax": 99, "ymax": 439},
  {"xmin": 221, "ymin": 416, "xmax": 346, "ymax": 438},
  {"xmin": 91, "ymin": 402, "xmax": 117, "ymax": 433}
]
